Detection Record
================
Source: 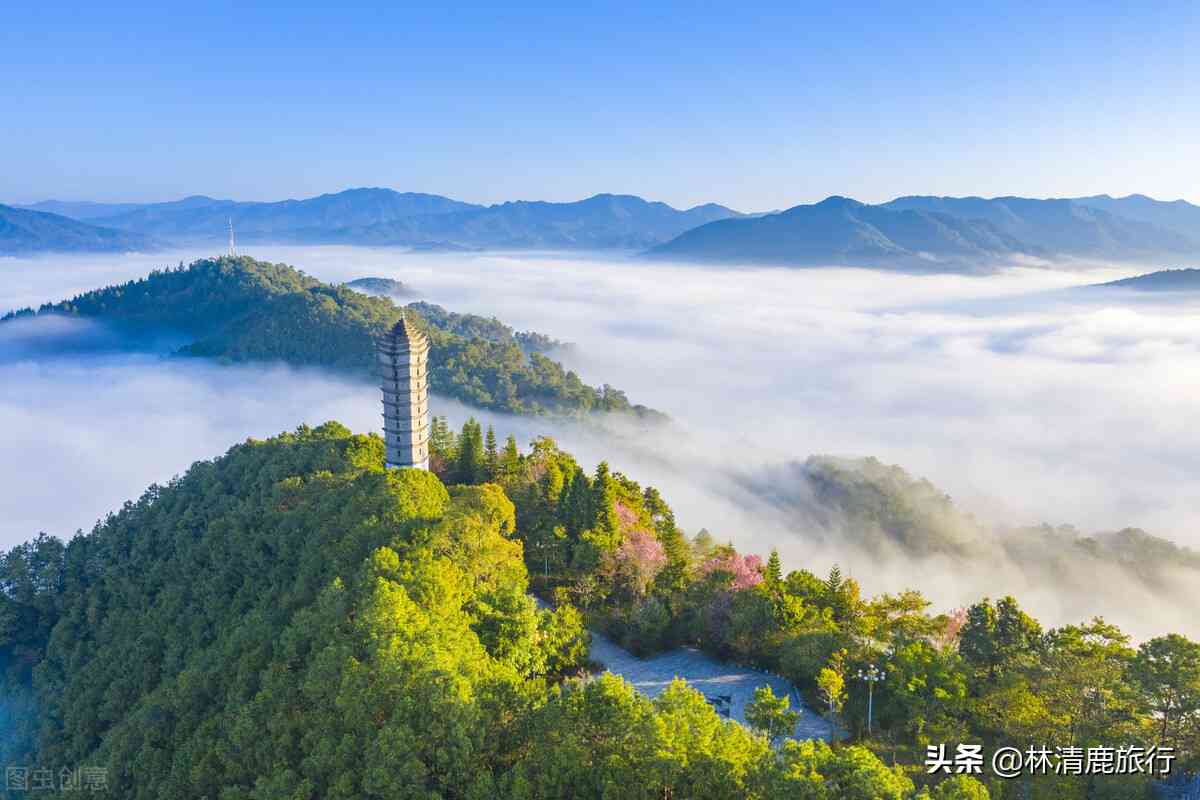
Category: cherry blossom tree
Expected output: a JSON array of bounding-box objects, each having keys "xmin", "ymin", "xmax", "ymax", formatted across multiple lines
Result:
[
  {"xmin": 701, "ymin": 550, "xmax": 764, "ymax": 591},
  {"xmin": 607, "ymin": 527, "xmax": 666, "ymax": 596}
]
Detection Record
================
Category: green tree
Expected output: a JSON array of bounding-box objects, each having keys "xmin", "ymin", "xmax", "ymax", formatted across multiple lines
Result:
[
  {"xmin": 765, "ymin": 549, "xmax": 783, "ymax": 589},
  {"xmin": 562, "ymin": 468, "xmax": 592, "ymax": 536},
  {"xmin": 752, "ymin": 740, "xmax": 914, "ymax": 800},
  {"xmin": 588, "ymin": 461, "xmax": 620, "ymax": 551},
  {"xmin": 879, "ymin": 640, "xmax": 968, "ymax": 744},
  {"xmin": 453, "ymin": 417, "xmax": 485, "ymax": 484},
  {"xmin": 500, "ymin": 434, "xmax": 522, "ymax": 481},
  {"xmin": 930, "ymin": 774, "xmax": 990, "ymax": 799},
  {"xmin": 959, "ymin": 596, "xmax": 1042, "ymax": 680},
  {"xmin": 745, "ymin": 685, "xmax": 800, "ymax": 745},
  {"xmin": 484, "ymin": 424, "xmax": 499, "ymax": 479},
  {"xmin": 1036, "ymin": 619, "xmax": 1138, "ymax": 749},
  {"xmin": 1130, "ymin": 633, "xmax": 1200, "ymax": 746},
  {"xmin": 429, "ymin": 415, "xmax": 455, "ymax": 455},
  {"xmin": 818, "ymin": 663, "xmax": 847, "ymax": 720}
]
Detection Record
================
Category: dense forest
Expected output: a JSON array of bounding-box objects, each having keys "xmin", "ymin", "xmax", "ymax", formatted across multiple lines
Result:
[
  {"xmin": 4, "ymin": 424, "xmax": 924, "ymax": 800},
  {"xmin": 425, "ymin": 417, "xmax": 1200, "ymax": 799},
  {"xmin": 4, "ymin": 420, "xmax": 1198, "ymax": 798},
  {"xmin": 0, "ymin": 256, "xmax": 659, "ymax": 420}
]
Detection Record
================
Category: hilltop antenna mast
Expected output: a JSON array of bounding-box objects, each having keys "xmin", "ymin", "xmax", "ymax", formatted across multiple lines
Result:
[{"xmin": 227, "ymin": 218, "xmax": 237, "ymax": 257}]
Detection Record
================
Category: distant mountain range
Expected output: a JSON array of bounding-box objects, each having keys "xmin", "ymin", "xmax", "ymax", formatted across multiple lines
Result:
[
  {"xmin": 9, "ymin": 187, "xmax": 1200, "ymax": 268},
  {"xmin": 648, "ymin": 196, "xmax": 1044, "ymax": 270},
  {"xmin": 649, "ymin": 194, "xmax": 1200, "ymax": 270},
  {"xmin": 1090, "ymin": 267, "xmax": 1200, "ymax": 291},
  {"xmin": 20, "ymin": 199, "xmax": 160, "ymax": 220},
  {"xmin": 306, "ymin": 194, "xmax": 741, "ymax": 250},
  {"xmin": 1072, "ymin": 194, "xmax": 1200, "ymax": 240},
  {"xmin": 80, "ymin": 189, "xmax": 479, "ymax": 240},
  {"xmin": 10, "ymin": 188, "xmax": 740, "ymax": 253},
  {"xmin": 0, "ymin": 204, "xmax": 155, "ymax": 255},
  {"xmin": 882, "ymin": 195, "xmax": 1196, "ymax": 259}
]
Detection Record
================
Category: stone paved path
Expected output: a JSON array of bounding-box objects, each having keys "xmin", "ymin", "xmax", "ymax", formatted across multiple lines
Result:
[{"xmin": 588, "ymin": 630, "xmax": 840, "ymax": 742}]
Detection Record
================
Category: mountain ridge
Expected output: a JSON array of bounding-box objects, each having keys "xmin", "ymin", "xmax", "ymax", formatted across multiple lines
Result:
[
  {"xmin": 1090, "ymin": 267, "xmax": 1200, "ymax": 291},
  {"xmin": 0, "ymin": 204, "xmax": 156, "ymax": 255},
  {"xmin": 881, "ymin": 195, "xmax": 1198, "ymax": 258},
  {"xmin": 315, "ymin": 192, "xmax": 744, "ymax": 250},
  {"xmin": 647, "ymin": 195, "xmax": 1046, "ymax": 271},
  {"xmin": 16, "ymin": 188, "xmax": 742, "ymax": 252},
  {"xmin": 1, "ymin": 255, "xmax": 662, "ymax": 420},
  {"xmin": 648, "ymin": 193, "xmax": 1200, "ymax": 270},
  {"xmin": 14, "ymin": 187, "xmax": 1200, "ymax": 264},
  {"xmin": 1071, "ymin": 193, "xmax": 1200, "ymax": 240},
  {"xmin": 88, "ymin": 187, "xmax": 481, "ymax": 240}
]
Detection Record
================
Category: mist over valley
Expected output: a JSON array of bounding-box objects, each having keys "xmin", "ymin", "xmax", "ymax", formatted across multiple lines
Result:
[{"xmin": 5, "ymin": 245, "xmax": 1199, "ymax": 640}]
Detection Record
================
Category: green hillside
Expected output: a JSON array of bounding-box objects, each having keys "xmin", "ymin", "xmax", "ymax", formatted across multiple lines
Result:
[
  {"xmin": 8, "ymin": 420, "xmax": 1199, "ymax": 798},
  {"xmin": 1, "ymin": 256, "xmax": 660, "ymax": 420},
  {"xmin": 1, "ymin": 424, "xmax": 926, "ymax": 800},
  {"xmin": 747, "ymin": 455, "xmax": 1200, "ymax": 587},
  {"xmin": 6, "ymin": 420, "xmax": 1200, "ymax": 797}
]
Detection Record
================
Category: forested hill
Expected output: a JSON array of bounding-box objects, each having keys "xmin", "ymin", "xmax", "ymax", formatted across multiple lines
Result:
[
  {"xmin": 740, "ymin": 455, "xmax": 1200, "ymax": 604},
  {"xmin": 0, "ymin": 424, "xmax": 930, "ymax": 799},
  {"xmin": 7, "ymin": 421, "xmax": 1200, "ymax": 797},
  {"xmin": 1, "ymin": 256, "xmax": 659, "ymax": 419}
]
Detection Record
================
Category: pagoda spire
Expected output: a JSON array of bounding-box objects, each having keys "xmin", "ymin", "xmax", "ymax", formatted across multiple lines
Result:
[{"xmin": 376, "ymin": 313, "xmax": 430, "ymax": 470}]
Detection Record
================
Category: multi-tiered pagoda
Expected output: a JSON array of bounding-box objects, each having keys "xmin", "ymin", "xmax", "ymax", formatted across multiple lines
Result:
[{"xmin": 377, "ymin": 314, "xmax": 430, "ymax": 470}]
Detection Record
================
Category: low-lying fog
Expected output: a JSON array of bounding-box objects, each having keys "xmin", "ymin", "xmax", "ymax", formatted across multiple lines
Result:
[{"xmin": 4, "ymin": 247, "xmax": 1199, "ymax": 639}]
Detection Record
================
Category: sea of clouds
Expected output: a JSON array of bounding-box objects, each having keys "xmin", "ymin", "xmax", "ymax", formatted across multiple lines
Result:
[{"xmin": 3, "ymin": 246, "xmax": 1199, "ymax": 638}]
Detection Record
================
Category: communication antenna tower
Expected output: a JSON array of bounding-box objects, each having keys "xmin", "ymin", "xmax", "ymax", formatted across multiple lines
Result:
[{"xmin": 228, "ymin": 218, "xmax": 237, "ymax": 257}]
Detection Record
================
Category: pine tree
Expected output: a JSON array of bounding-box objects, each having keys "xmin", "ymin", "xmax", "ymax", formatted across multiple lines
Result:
[
  {"xmin": 826, "ymin": 564, "xmax": 843, "ymax": 596},
  {"xmin": 541, "ymin": 460, "xmax": 565, "ymax": 507},
  {"xmin": 589, "ymin": 461, "xmax": 620, "ymax": 549},
  {"xmin": 454, "ymin": 418, "xmax": 485, "ymax": 484},
  {"xmin": 563, "ymin": 468, "xmax": 591, "ymax": 535},
  {"xmin": 766, "ymin": 549, "xmax": 783, "ymax": 587},
  {"xmin": 500, "ymin": 434, "xmax": 521, "ymax": 481},
  {"xmin": 429, "ymin": 416, "xmax": 457, "ymax": 462},
  {"xmin": 484, "ymin": 425, "xmax": 499, "ymax": 480}
]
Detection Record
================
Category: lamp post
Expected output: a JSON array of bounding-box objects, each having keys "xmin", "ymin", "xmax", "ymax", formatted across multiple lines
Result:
[
  {"xmin": 533, "ymin": 536, "xmax": 549, "ymax": 578},
  {"xmin": 856, "ymin": 663, "xmax": 886, "ymax": 735}
]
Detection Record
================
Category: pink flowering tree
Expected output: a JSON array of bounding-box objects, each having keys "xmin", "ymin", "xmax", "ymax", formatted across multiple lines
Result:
[
  {"xmin": 605, "ymin": 527, "xmax": 667, "ymax": 597},
  {"xmin": 701, "ymin": 550, "xmax": 764, "ymax": 591},
  {"xmin": 613, "ymin": 500, "xmax": 640, "ymax": 532}
]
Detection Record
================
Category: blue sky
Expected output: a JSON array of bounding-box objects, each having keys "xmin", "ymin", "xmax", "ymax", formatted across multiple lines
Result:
[{"xmin": 3, "ymin": 1, "xmax": 1197, "ymax": 211}]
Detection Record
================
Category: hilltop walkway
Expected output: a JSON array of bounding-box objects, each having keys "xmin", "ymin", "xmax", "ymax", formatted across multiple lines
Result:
[{"xmin": 588, "ymin": 630, "xmax": 840, "ymax": 743}]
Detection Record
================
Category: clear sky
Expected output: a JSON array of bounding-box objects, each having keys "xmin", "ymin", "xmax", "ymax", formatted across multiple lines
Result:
[{"xmin": 3, "ymin": 1, "xmax": 1197, "ymax": 211}]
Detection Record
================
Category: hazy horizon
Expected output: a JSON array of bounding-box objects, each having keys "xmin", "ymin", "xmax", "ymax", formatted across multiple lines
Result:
[{"xmin": 9, "ymin": 186, "xmax": 1200, "ymax": 217}]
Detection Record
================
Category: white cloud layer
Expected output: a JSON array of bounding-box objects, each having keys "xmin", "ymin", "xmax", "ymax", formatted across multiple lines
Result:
[{"xmin": 4, "ymin": 246, "xmax": 1200, "ymax": 639}]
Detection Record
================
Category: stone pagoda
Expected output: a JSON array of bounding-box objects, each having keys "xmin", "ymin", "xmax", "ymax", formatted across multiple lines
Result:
[{"xmin": 377, "ymin": 314, "xmax": 430, "ymax": 470}]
